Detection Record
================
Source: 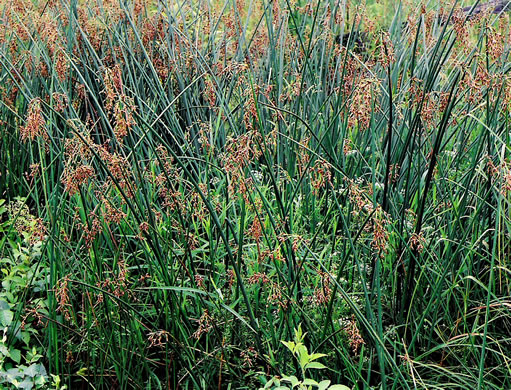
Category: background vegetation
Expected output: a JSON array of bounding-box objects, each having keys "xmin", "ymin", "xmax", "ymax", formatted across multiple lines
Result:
[{"xmin": 1, "ymin": 0, "xmax": 511, "ymax": 388}]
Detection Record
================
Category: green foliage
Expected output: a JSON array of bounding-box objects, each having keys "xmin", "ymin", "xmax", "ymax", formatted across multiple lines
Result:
[
  {"xmin": 260, "ymin": 325, "xmax": 350, "ymax": 390},
  {"xmin": 0, "ymin": 200, "xmax": 50, "ymax": 389}
]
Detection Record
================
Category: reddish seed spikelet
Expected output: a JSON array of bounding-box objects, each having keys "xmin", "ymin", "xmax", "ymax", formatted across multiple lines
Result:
[
  {"xmin": 343, "ymin": 315, "xmax": 365, "ymax": 354},
  {"xmin": 348, "ymin": 77, "xmax": 380, "ymax": 131},
  {"xmin": 82, "ymin": 210, "xmax": 102, "ymax": 249},
  {"xmin": 20, "ymin": 98, "xmax": 47, "ymax": 143},
  {"xmin": 55, "ymin": 275, "xmax": 72, "ymax": 321},
  {"xmin": 148, "ymin": 330, "xmax": 170, "ymax": 348},
  {"xmin": 52, "ymin": 93, "xmax": 68, "ymax": 113},
  {"xmin": 193, "ymin": 309, "xmax": 213, "ymax": 339},
  {"xmin": 61, "ymin": 164, "xmax": 95, "ymax": 196},
  {"xmin": 195, "ymin": 274, "xmax": 205, "ymax": 289},
  {"xmin": 378, "ymin": 32, "xmax": 395, "ymax": 67},
  {"xmin": 409, "ymin": 232, "xmax": 426, "ymax": 254},
  {"xmin": 310, "ymin": 159, "xmax": 333, "ymax": 196},
  {"xmin": 309, "ymin": 270, "xmax": 332, "ymax": 306},
  {"xmin": 247, "ymin": 272, "xmax": 270, "ymax": 285},
  {"xmin": 102, "ymin": 196, "xmax": 126, "ymax": 224}
]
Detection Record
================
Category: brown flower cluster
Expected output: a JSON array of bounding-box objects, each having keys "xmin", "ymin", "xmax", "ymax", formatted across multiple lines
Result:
[
  {"xmin": 96, "ymin": 259, "xmax": 130, "ymax": 299},
  {"xmin": 409, "ymin": 232, "xmax": 426, "ymax": 254},
  {"xmin": 55, "ymin": 275, "xmax": 72, "ymax": 321},
  {"xmin": 348, "ymin": 77, "xmax": 380, "ymax": 131},
  {"xmin": 347, "ymin": 180, "xmax": 391, "ymax": 257},
  {"xmin": 193, "ymin": 309, "xmax": 214, "ymax": 339},
  {"xmin": 221, "ymin": 131, "xmax": 262, "ymax": 199},
  {"xmin": 103, "ymin": 65, "xmax": 136, "ymax": 142},
  {"xmin": 310, "ymin": 159, "xmax": 333, "ymax": 196},
  {"xmin": 148, "ymin": 330, "xmax": 170, "ymax": 348},
  {"xmin": 343, "ymin": 315, "xmax": 365, "ymax": 354},
  {"xmin": 247, "ymin": 272, "xmax": 289, "ymax": 310},
  {"xmin": 20, "ymin": 98, "xmax": 47, "ymax": 143},
  {"xmin": 309, "ymin": 269, "xmax": 332, "ymax": 306},
  {"xmin": 371, "ymin": 207, "xmax": 390, "ymax": 258}
]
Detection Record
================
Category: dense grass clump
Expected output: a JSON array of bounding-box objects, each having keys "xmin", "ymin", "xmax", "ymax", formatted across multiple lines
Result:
[{"xmin": 1, "ymin": 0, "xmax": 511, "ymax": 388}]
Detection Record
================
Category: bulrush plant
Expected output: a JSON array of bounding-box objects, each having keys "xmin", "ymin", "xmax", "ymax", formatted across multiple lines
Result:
[{"xmin": 1, "ymin": 0, "xmax": 511, "ymax": 388}]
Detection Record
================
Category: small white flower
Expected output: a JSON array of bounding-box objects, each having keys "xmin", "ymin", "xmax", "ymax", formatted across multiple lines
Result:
[
  {"xmin": 374, "ymin": 182, "xmax": 384, "ymax": 190},
  {"xmin": 251, "ymin": 170, "xmax": 263, "ymax": 182}
]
